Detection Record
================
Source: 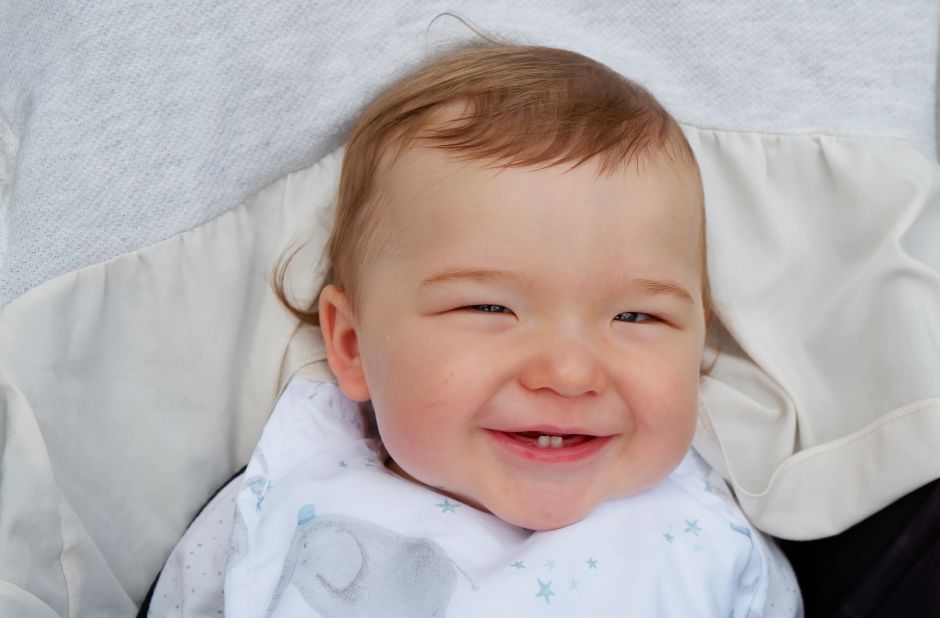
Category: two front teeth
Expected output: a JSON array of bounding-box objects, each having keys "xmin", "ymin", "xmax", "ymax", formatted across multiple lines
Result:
[{"xmin": 536, "ymin": 435, "xmax": 565, "ymax": 448}]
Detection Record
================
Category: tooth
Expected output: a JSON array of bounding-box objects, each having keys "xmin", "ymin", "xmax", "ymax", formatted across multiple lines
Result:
[
  {"xmin": 550, "ymin": 435, "xmax": 563, "ymax": 448},
  {"xmin": 537, "ymin": 435, "xmax": 550, "ymax": 448}
]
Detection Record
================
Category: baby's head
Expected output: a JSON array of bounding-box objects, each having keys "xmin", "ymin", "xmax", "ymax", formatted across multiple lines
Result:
[{"xmin": 313, "ymin": 45, "xmax": 709, "ymax": 531}]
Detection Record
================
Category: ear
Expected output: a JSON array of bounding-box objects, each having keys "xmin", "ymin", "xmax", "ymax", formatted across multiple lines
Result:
[{"xmin": 319, "ymin": 284, "xmax": 371, "ymax": 402}]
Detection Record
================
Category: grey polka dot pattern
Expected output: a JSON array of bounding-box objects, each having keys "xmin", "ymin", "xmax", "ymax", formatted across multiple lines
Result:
[{"xmin": 148, "ymin": 473, "xmax": 242, "ymax": 617}]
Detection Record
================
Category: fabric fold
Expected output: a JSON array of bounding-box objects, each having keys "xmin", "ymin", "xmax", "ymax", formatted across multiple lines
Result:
[
  {"xmin": 0, "ymin": 149, "xmax": 341, "ymax": 609},
  {"xmin": 689, "ymin": 129, "xmax": 940, "ymax": 538}
]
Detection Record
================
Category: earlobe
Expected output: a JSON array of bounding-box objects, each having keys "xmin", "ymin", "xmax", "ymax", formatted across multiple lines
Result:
[{"xmin": 318, "ymin": 285, "xmax": 371, "ymax": 402}]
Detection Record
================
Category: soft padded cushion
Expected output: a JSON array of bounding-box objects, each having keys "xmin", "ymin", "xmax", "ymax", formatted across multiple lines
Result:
[
  {"xmin": 0, "ymin": 149, "xmax": 341, "ymax": 615},
  {"xmin": 0, "ymin": 130, "xmax": 938, "ymax": 615},
  {"xmin": 689, "ymin": 129, "xmax": 940, "ymax": 538}
]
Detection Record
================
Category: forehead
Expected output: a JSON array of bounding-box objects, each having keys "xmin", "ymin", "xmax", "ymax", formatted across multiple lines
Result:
[
  {"xmin": 375, "ymin": 144, "xmax": 703, "ymax": 263},
  {"xmin": 360, "ymin": 147, "xmax": 703, "ymax": 300}
]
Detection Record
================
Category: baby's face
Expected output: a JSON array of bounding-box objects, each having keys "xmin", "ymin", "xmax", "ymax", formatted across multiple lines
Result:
[{"xmin": 322, "ymin": 146, "xmax": 707, "ymax": 531}]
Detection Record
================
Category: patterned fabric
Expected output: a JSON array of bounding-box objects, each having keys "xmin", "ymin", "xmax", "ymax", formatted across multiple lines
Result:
[{"xmin": 218, "ymin": 379, "xmax": 801, "ymax": 617}]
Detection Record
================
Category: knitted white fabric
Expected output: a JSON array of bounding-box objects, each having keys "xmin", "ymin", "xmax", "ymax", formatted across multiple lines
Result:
[{"xmin": 1, "ymin": 1, "xmax": 937, "ymax": 305}]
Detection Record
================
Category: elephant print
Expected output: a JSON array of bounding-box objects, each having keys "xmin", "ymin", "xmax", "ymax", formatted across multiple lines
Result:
[{"xmin": 265, "ymin": 505, "xmax": 458, "ymax": 617}]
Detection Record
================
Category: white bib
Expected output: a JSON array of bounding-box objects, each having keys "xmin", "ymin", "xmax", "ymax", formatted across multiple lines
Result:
[{"xmin": 224, "ymin": 379, "xmax": 801, "ymax": 617}]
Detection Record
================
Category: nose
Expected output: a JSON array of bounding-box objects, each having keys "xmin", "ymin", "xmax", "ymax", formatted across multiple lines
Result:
[{"xmin": 518, "ymin": 337, "xmax": 608, "ymax": 398}]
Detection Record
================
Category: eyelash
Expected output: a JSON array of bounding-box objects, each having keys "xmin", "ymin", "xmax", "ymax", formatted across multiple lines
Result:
[
  {"xmin": 465, "ymin": 305, "xmax": 654, "ymax": 323},
  {"xmin": 614, "ymin": 312, "xmax": 653, "ymax": 323},
  {"xmin": 467, "ymin": 304, "xmax": 513, "ymax": 314}
]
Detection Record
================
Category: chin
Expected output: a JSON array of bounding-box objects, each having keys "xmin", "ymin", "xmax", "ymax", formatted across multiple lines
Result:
[{"xmin": 490, "ymin": 499, "xmax": 595, "ymax": 532}]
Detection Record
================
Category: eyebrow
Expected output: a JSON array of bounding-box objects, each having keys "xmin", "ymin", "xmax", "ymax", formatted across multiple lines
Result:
[
  {"xmin": 420, "ymin": 268, "xmax": 694, "ymax": 304},
  {"xmin": 420, "ymin": 268, "xmax": 522, "ymax": 288},
  {"xmin": 633, "ymin": 278, "xmax": 695, "ymax": 304}
]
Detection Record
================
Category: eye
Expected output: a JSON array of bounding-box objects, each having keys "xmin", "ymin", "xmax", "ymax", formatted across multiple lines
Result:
[
  {"xmin": 466, "ymin": 304, "xmax": 513, "ymax": 314},
  {"xmin": 614, "ymin": 311, "xmax": 653, "ymax": 323}
]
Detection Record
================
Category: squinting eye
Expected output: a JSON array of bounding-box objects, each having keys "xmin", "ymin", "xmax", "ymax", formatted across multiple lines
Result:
[
  {"xmin": 614, "ymin": 312, "xmax": 653, "ymax": 323},
  {"xmin": 467, "ymin": 304, "xmax": 513, "ymax": 314}
]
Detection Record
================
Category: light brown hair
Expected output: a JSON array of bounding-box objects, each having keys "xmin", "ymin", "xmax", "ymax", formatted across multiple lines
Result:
[{"xmin": 277, "ymin": 44, "xmax": 709, "ymax": 325}]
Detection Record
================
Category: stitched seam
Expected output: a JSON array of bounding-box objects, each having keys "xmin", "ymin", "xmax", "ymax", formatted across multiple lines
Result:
[{"xmin": 735, "ymin": 399, "xmax": 940, "ymax": 498}]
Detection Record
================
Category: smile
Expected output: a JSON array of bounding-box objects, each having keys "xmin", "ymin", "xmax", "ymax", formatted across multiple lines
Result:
[
  {"xmin": 511, "ymin": 432, "xmax": 595, "ymax": 449},
  {"xmin": 486, "ymin": 429, "xmax": 613, "ymax": 463}
]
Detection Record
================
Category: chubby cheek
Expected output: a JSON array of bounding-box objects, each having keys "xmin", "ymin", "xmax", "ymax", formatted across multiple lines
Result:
[
  {"xmin": 363, "ymin": 314, "xmax": 508, "ymax": 412},
  {"xmin": 361, "ymin": 332, "xmax": 487, "ymax": 487},
  {"xmin": 649, "ymin": 375, "xmax": 699, "ymax": 450},
  {"xmin": 617, "ymin": 358, "xmax": 700, "ymax": 489},
  {"xmin": 374, "ymin": 404, "xmax": 471, "ymax": 492}
]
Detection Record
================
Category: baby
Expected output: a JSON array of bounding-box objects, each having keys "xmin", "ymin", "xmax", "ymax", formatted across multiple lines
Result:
[{"xmin": 148, "ymin": 44, "xmax": 801, "ymax": 617}]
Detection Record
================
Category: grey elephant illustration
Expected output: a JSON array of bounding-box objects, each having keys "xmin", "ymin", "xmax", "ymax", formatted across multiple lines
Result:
[{"xmin": 264, "ymin": 504, "xmax": 458, "ymax": 617}]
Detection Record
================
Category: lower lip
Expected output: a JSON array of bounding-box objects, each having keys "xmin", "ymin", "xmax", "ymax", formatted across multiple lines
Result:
[{"xmin": 485, "ymin": 430, "xmax": 613, "ymax": 464}]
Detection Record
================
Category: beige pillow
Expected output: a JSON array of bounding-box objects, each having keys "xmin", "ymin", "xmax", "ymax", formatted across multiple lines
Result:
[
  {"xmin": 688, "ymin": 129, "xmax": 940, "ymax": 538},
  {"xmin": 0, "ymin": 149, "xmax": 341, "ymax": 615}
]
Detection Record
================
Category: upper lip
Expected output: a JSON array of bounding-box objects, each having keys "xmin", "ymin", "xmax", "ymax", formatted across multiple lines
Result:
[{"xmin": 490, "ymin": 426, "xmax": 609, "ymax": 437}]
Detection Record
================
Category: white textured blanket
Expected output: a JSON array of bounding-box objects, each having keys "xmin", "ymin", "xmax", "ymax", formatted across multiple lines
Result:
[{"xmin": 0, "ymin": 1, "xmax": 937, "ymax": 304}]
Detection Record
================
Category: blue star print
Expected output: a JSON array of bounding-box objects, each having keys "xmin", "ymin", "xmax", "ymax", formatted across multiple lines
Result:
[
  {"xmin": 586, "ymin": 557, "xmax": 598, "ymax": 569},
  {"xmin": 337, "ymin": 460, "xmax": 348, "ymax": 468},
  {"xmin": 436, "ymin": 498, "xmax": 460, "ymax": 513},
  {"xmin": 692, "ymin": 542, "xmax": 704, "ymax": 553},
  {"xmin": 511, "ymin": 561, "xmax": 526, "ymax": 570},
  {"xmin": 245, "ymin": 476, "xmax": 271, "ymax": 512},
  {"xmin": 536, "ymin": 579, "xmax": 555, "ymax": 604},
  {"xmin": 663, "ymin": 533, "xmax": 675, "ymax": 544},
  {"xmin": 684, "ymin": 518, "xmax": 702, "ymax": 536},
  {"xmin": 569, "ymin": 579, "xmax": 579, "ymax": 590},
  {"xmin": 545, "ymin": 559, "xmax": 557, "ymax": 571}
]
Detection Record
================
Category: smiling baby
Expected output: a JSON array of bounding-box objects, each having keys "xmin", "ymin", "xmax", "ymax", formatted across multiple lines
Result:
[{"xmin": 149, "ymin": 44, "xmax": 801, "ymax": 617}]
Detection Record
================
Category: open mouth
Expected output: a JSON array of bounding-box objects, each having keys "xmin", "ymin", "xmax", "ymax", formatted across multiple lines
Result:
[
  {"xmin": 487, "ymin": 429, "xmax": 612, "ymax": 463},
  {"xmin": 508, "ymin": 431, "xmax": 596, "ymax": 449}
]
